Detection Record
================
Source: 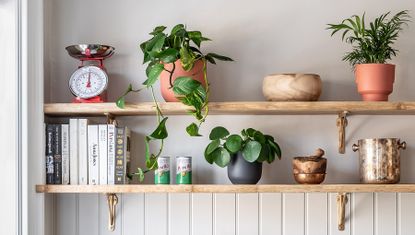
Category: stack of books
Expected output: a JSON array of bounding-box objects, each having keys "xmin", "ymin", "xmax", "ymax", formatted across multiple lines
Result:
[{"xmin": 45, "ymin": 119, "xmax": 131, "ymax": 185}]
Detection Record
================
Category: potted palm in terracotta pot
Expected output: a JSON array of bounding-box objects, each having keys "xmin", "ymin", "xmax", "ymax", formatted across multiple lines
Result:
[
  {"xmin": 327, "ymin": 10, "xmax": 410, "ymax": 101},
  {"xmin": 204, "ymin": 127, "xmax": 282, "ymax": 184}
]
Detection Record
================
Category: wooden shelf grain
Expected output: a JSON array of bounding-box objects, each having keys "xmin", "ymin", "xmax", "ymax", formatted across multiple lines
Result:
[
  {"xmin": 44, "ymin": 101, "xmax": 415, "ymax": 116},
  {"xmin": 36, "ymin": 184, "xmax": 415, "ymax": 193}
]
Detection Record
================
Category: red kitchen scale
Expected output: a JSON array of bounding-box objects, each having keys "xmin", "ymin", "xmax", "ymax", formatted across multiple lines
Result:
[{"xmin": 65, "ymin": 44, "xmax": 115, "ymax": 103}]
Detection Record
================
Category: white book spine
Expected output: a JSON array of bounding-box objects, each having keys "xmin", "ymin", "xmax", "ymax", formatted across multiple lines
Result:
[
  {"xmin": 69, "ymin": 119, "xmax": 78, "ymax": 184},
  {"xmin": 98, "ymin": 124, "xmax": 108, "ymax": 185},
  {"xmin": 107, "ymin": 124, "xmax": 116, "ymax": 185},
  {"xmin": 78, "ymin": 119, "xmax": 89, "ymax": 185},
  {"xmin": 61, "ymin": 124, "xmax": 70, "ymax": 185},
  {"xmin": 88, "ymin": 125, "xmax": 99, "ymax": 185}
]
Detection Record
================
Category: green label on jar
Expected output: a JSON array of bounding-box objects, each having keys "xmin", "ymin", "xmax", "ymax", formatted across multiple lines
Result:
[
  {"xmin": 155, "ymin": 170, "xmax": 170, "ymax": 184},
  {"xmin": 176, "ymin": 171, "xmax": 192, "ymax": 184}
]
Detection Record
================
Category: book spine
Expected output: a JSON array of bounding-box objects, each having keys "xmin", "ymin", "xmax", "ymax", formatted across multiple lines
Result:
[
  {"xmin": 69, "ymin": 119, "xmax": 79, "ymax": 184},
  {"xmin": 78, "ymin": 119, "xmax": 89, "ymax": 185},
  {"xmin": 115, "ymin": 127, "xmax": 125, "ymax": 184},
  {"xmin": 107, "ymin": 124, "xmax": 116, "ymax": 185},
  {"xmin": 45, "ymin": 124, "xmax": 54, "ymax": 184},
  {"xmin": 98, "ymin": 124, "xmax": 108, "ymax": 185},
  {"xmin": 88, "ymin": 125, "xmax": 99, "ymax": 185},
  {"xmin": 53, "ymin": 124, "xmax": 62, "ymax": 184},
  {"xmin": 124, "ymin": 127, "xmax": 131, "ymax": 184},
  {"xmin": 61, "ymin": 124, "xmax": 70, "ymax": 185}
]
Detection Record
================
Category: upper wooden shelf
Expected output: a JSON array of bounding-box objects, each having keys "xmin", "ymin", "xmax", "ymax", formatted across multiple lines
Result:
[
  {"xmin": 44, "ymin": 101, "xmax": 415, "ymax": 116},
  {"xmin": 36, "ymin": 184, "xmax": 415, "ymax": 193}
]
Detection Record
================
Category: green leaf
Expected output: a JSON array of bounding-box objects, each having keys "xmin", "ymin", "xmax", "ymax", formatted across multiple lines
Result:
[
  {"xmin": 188, "ymin": 31, "xmax": 202, "ymax": 47},
  {"xmin": 225, "ymin": 134, "xmax": 243, "ymax": 153},
  {"xmin": 144, "ymin": 136, "xmax": 151, "ymax": 162},
  {"xmin": 245, "ymin": 128, "xmax": 256, "ymax": 137},
  {"xmin": 173, "ymin": 77, "xmax": 201, "ymax": 96},
  {"xmin": 257, "ymin": 144, "xmax": 270, "ymax": 163},
  {"xmin": 145, "ymin": 34, "xmax": 166, "ymax": 53},
  {"xmin": 268, "ymin": 140, "xmax": 282, "ymax": 159},
  {"xmin": 204, "ymin": 147, "xmax": 215, "ymax": 164},
  {"xmin": 179, "ymin": 47, "xmax": 196, "ymax": 71},
  {"xmin": 116, "ymin": 96, "xmax": 125, "ymax": 108},
  {"xmin": 253, "ymin": 131, "xmax": 266, "ymax": 144},
  {"xmin": 209, "ymin": 126, "xmax": 230, "ymax": 140},
  {"xmin": 149, "ymin": 117, "xmax": 168, "ymax": 139},
  {"xmin": 186, "ymin": 122, "xmax": 201, "ymax": 136},
  {"xmin": 150, "ymin": 26, "xmax": 167, "ymax": 35},
  {"xmin": 205, "ymin": 53, "xmax": 233, "ymax": 61},
  {"xmin": 170, "ymin": 24, "xmax": 185, "ymax": 35},
  {"xmin": 136, "ymin": 168, "xmax": 145, "ymax": 182},
  {"xmin": 157, "ymin": 48, "xmax": 179, "ymax": 63},
  {"xmin": 204, "ymin": 54, "xmax": 216, "ymax": 64},
  {"xmin": 212, "ymin": 147, "xmax": 231, "ymax": 168},
  {"xmin": 143, "ymin": 63, "xmax": 164, "ymax": 87},
  {"xmin": 242, "ymin": 140, "xmax": 262, "ymax": 162},
  {"xmin": 206, "ymin": 139, "xmax": 220, "ymax": 155}
]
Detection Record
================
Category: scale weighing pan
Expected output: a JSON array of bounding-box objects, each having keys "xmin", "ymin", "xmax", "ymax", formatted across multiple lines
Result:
[{"xmin": 65, "ymin": 44, "xmax": 115, "ymax": 59}]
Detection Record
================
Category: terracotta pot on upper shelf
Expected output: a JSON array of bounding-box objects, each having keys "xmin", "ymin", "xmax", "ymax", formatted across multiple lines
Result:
[
  {"xmin": 160, "ymin": 59, "xmax": 206, "ymax": 102},
  {"xmin": 355, "ymin": 63, "xmax": 395, "ymax": 101},
  {"xmin": 262, "ymin": 73, "xmax": 322, "ymax": 101}
]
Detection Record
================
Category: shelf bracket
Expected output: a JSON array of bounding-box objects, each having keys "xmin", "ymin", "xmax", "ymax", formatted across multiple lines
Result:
[
  {"xmin": 107, "ymin": 193, "xmax": 118, "ymax": 231},
  {"xmin": 336, "ymin": 111, "xmax": 349, "ymax": 154},
  {"xmin": 337, "ymin": 192, "xmax": 348, "ymax": 231},
  {"xmin": 105, "ymin": 112, "xmax": 117, "ymax": 125}
]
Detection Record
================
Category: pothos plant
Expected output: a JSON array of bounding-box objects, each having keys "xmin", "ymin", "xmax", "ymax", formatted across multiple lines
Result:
[
  {"xmin": 116, "ymin": 24, "xmax": 232, "ymax": 181},
  {"xmin": 327, "ymin": 10, "xmax": 410, "ymax": 67},
  {"xmin": 204, "ymin": 127, "xmax": 282, "ymax": 167}
]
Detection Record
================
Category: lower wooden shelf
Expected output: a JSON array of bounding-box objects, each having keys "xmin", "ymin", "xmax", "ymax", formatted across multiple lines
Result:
[{"xmin": 35, "ymin": 184, "xmax": 415, "ymax": 193}]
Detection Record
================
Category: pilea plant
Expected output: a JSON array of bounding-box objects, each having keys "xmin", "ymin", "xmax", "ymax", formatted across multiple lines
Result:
[
  {"xmin": 327, "ymin": 10, "xmax": 410, "ymax": 67},
  {"xmin": 204, "ymin": 127, "xmax": 282, "ymax": 167},
  {"xmin": 117, "ymin": 24, "xmax": 232, "ymax": 181}
]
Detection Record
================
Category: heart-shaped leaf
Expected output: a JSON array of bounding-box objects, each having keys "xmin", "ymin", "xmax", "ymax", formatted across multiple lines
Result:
[
  {"xmin": 209, "ymin": 126, "xmax": 230, "ymax": 140},
  {"xmin": 143, "ymin": 63, "xmax": 164, "ymax": 87},
  {"xmin": 173, "ymin": 77, "xmax": 201, "ymax": 96},
  {"xmin": 149, "ymin": 117, "xmax": 168, "ymax": 139},
  {"xmin": 225, "ymin": 134, "xmax": 243, "ymax": 153},
  {"xmin": 242, "ymin": 140, "xmax": 262, "ymax": 162},
  {"xmin": 212, "ymin": 147, "xmax": 231, "ymax": 168},
  {"xmin": 206, "ymin": 139, "xmax": 220, "ymax": 155},
  {"xmin": 186, "ymin": 122, "xmax": 201, "ymax": 136}
]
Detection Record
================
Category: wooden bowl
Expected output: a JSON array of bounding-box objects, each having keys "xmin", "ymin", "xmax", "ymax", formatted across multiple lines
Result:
[
  {"xmin": 262, "ymin": 73, "xmax": 322, "ymax": 101},
  {"xmin": 294, "ymin": 173, "xmax": 326, "ymax": 184}
]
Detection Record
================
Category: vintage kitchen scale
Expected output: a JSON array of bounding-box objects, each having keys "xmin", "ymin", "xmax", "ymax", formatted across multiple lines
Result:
[{"xmin": 65, "ymin": 44, "xmax": 115, "ymax": 103}]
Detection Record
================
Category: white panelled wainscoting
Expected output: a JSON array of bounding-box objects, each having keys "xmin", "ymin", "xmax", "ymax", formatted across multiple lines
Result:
[{"xmin": 51, "ymin": 193, "xmax": 415, "ymax": 235}]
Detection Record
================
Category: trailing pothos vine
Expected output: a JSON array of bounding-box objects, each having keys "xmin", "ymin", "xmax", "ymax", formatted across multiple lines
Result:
[{"xmin": 116, "ymin": 24, "xmax": 232, "ymax": 181}]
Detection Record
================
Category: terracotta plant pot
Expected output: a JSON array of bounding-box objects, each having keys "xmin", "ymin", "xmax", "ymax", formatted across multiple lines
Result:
[
  {"xmin": 355, "ymin": 64, "xmax": 395, "ymax": 101},
  {"xmin": 262, "ymin": 73, "xmax": 322, "ymax": 101},
  {"xmin": 160, "ymin": 59, "xmax": 206, "ymax": 102}
]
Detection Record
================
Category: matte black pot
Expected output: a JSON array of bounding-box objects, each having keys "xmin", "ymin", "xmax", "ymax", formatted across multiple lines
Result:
[{"xmin": 227, "ymin": 152, "xmax": 263, "ymax": 184}]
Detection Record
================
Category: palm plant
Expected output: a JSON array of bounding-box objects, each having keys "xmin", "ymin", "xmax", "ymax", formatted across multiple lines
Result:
[{"xmin": 327, "ymin": 10, "xmax": 410, "ymax": 67}]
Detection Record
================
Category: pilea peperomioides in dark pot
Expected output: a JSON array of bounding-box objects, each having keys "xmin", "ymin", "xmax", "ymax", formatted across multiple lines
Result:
[
  {"xmin": 204, "ymin": 127, "xmax": 282, "ymax": 184},
  {"xmin": 327, "ymin": 10, "xmax": 410, "ymax": 101},
  {"xmin": 116, "ymin": 24, "xmax": 232, "ymax": 181}
]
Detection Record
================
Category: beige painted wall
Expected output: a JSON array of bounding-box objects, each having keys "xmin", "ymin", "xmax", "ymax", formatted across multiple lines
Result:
[{"xmin": 41, "ymin": 0, "xmax": 415, "ymax": 234}]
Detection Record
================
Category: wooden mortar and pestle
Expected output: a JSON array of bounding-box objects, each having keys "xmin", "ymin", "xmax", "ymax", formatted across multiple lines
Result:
[{"xmin": 292, "ymin": 148, "xmax": 327, "ymax": 184}]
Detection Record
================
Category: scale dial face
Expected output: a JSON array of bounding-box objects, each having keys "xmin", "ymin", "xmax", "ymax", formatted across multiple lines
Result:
[{"xmin": 69, "ymin": 65, "xmax": 108, "ymax": 99}]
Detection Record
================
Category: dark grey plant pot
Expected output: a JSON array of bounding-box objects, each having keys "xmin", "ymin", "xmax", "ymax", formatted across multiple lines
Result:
[{"xmin": 227, "ymin": 152, "xmax": 263, "ymax": 184}]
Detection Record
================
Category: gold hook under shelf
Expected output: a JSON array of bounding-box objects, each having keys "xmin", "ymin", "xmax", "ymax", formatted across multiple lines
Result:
[
  {"xmin": 337, "ymin": 192, "xmax": 348, "ymax": 231},
  {"xmin": 107, "ymin": 193, "xmax": 118, "ymax": 231},
  {"xmin": 336, "ymin": 111, "xmax": 349, "ymax": 154},
  {"xmin": 105, "ymin": 113, "xmax": 117, "ymax": 126}
]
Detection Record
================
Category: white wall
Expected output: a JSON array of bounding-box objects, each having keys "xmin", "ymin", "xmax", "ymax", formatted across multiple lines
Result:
[
  {"xmin": 0, "ymin": 0, "xmax": 18, "ymax": 234},
  {"xmin": 40, "ymin": 0, "xmax": 415, "ymax": 234}
]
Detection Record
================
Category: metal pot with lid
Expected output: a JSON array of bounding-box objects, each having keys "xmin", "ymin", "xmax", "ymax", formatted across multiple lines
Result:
[{"xmin": 352, "ymin": 138, "xmax": 406, "ymax": 184}]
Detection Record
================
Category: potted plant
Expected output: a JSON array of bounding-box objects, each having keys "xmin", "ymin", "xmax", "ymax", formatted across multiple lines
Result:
[
  {"xmin": 327, "ymin": 10, "xmax": 410, "ymax": 101},
  {"xmin": 117, "ymin": 24, "xmax": 232, "ymax": 181},
  {"xmin": 204, "ymin": 127, "xmax": 282, "ymax": 184}
]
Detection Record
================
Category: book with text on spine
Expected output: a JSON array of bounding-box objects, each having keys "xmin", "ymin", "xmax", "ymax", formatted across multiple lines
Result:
[
  {"xmin": 53, "ymin": 124, "xmax": 62, "ymax": 184},
  {"xmin": 107, "ymin": 124, "xmax": 116, "ymax": 185},
  {"xmin": 115, "ymin": 127, "xmax": 131, "ymax": 184},
  {"xmin": 88, "ymin": 125, "xmax": 99, "ymax": 185},
  {"xmin": 45, "ymin": 124, "xmax": 54, "ymax": 184},
  {"xmin": 69, "ymin": 119, "xmax": 79, "ymax": 184},
  {"xmin": 78, "ymin": 119, "xmax": 89, "ymax": 185},
  {"xmin": 61, "ymin": 124, "xmax": 70, "ymax": 185},
  {"xmin": 98, "ymin": 124, "xmax": 108, "ymax": 185}
]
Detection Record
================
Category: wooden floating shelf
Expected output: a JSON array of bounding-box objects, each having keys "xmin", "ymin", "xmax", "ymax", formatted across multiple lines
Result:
[
  {"xmin": 44, "ymin": 101, "xmax": 415, "ymax": 116},
  {"xmin": 36, "ymin": 184, "xmax": 415, "ymax": 194}
]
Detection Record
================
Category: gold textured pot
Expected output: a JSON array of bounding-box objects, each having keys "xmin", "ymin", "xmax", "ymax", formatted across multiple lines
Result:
[
  {"xmin": 292, "ymin": 148, "xmax": 327, "ymax": 184},
  {"xmin": 352, "ymin": 138, "xmax": 406, "ymax": 184}
]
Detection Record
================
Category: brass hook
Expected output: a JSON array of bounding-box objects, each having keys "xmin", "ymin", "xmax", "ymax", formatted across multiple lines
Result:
[
  {"xmin": 337, "ymin": 193, "xmax": 348, "ymax": 231},
  {"xmin": 105, "ymin": 113, "xmax": 117, "ymax": 126},
  {"xmin": 336, "ymin": 111, "xmax": 349, "ymax": 154},
  {"xmin": 107, "ymin": 193, "xmax": 118, "ymax": 231}
]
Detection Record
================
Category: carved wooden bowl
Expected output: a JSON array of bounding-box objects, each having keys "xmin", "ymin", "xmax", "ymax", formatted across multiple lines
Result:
[{"xmin": 263, "ymin": 73, "xmax": 322, "ymax": 101}]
